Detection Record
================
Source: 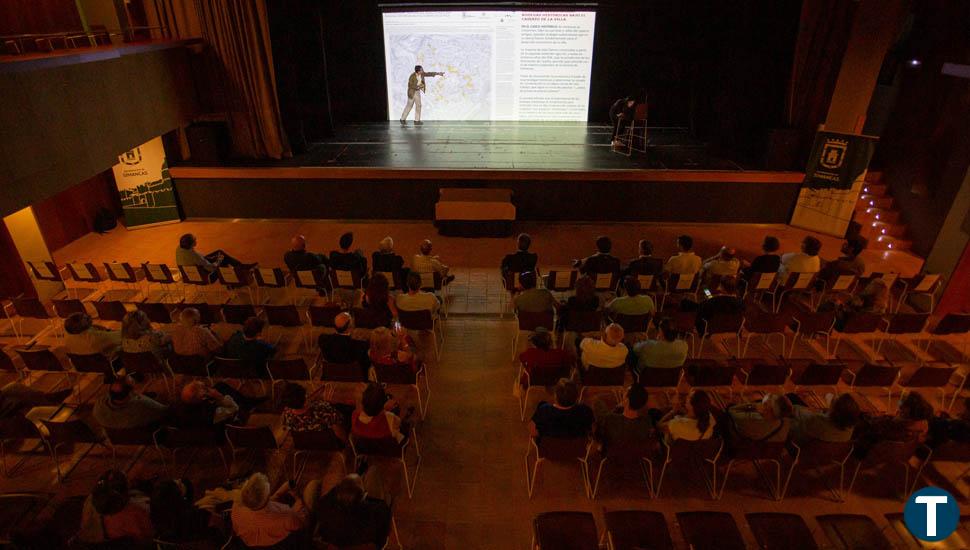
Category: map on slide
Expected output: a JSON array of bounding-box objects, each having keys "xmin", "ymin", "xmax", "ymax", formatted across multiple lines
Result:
[{"xmin": 388, "ymin": 34, "xmax": 492, "ymax": 120}]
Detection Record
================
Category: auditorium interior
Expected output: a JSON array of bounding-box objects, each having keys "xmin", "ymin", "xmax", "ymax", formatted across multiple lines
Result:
[{"xmin": 1, "ymin": 0, "xmax": 970, "ymax": 548}]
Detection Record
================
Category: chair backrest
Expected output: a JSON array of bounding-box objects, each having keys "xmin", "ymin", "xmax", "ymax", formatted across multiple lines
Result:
[
  {"xmin": 226, "ymin": 425, "xmax": 277, "ymax": 450},
  {"xmin": 291, "ymin": 428, "xmax": 345, "ymax": 452},
  {"xmin": 178, "ymin": 265, "xmax": 211, "ymax": 286},
  {"xmin": 744, "ymin": 309, "xmax": 791, "ymax": 333},
  {"xmin": 676, "ymin": 511, "xmax": 746, "ymax": 550},
  {"xmin": 330, "ymin": 268, "xmax": 364, "ymax": 290},
  {"xmin": 933, "ymin": 313, "xmax": 970, "ymax": 335},
  {"xmin": 686, "ymin": 359, "xmax": 736, "ymax": 387},
  {"xmin": 782, "ymin": 272, "xmax": 815, "ymax": 290},
  {"xmin": 307, "ymin": 304, "xmax": 343, "ymax": 327},
  {"xmin": 611, "ymin": 312, "xmax": 651, "ymax": 333},
  {"xmin": 544, "ymin": 269, "xmax": 578, "ymax": 292},
  {"xmin": 886, "ymin": 313, "xmax": 929, "ymax": 335},
  {"xmin": 167, "ymin": 354, "xmax": 211, "ymax": 377},
  {"xmin": 211, "ymin": 356, "xmax": 266, "ymax": 379},
  {"xmin": 741, "ymin": 362, "xmax": 790, "ymax": 386},
  {"xmin": 636, "ymin": 274, "xmax": 657, "ymax": 292},
  {"xmin": 669, "ymin": 310, "xmax": 697, "ymax": 333},
  {"xmin": 65, "ymin": 262, "xmax": 101, "ymax": 283},
  {"xmin": 522, "ymin": 361, "xmax": 572, "ymax": 387},
  {"xmin": 51, "ymin": 298, "xmax": 86, "ymax": 319},
  {"xmin": 517, "ymin": 310, "xmax": 554, "ymax": 332},
  {"xmin": 581, "ymin": 366, "xmax": 626, "ymax": 387},
  {"xmin": 372, "ymin": 363, "xmax": 418, "ymax": 385},
  {"xmin": 851, "ymin": 363, "xmax": 900, "ymax": 388},
  {"xmin": 0, "ymin": 492, "xmax": 51, "ymax": 543},
  {"xmin": 92, "ymin": 300, "xmax": 128, "ymax": 322},
  {"xmin": 668, "ymin": 437, "xmax": 722, "ymax": 462},
  {"xmin": 350, "ymin": 307, "xmax": 389, "ymax": 330},
  {"xmin": 377, "ymin": 271, "xmax": 400, "ymax": 291},
  {"xmin": 859, "ymin": 439, "xmax": 920, "ymax": 467},
  {"xmin": 14, "ymin": 347, "xmax": 64, "ymax": 372},
  {"xmin": 135, "ymin": 301, "xmax": 173, "ymax": 324},
  {"xmin": 828, "ymin": 274, "xmax": 857, "ymax": 292},
  {"xmin": 216, "ymin": 266, "xmax": 253, "ymax": 288},
  {"xmin": 12, "ymin": 297, "xmax": 49, "ymax": 320},
  {"xmin": 397, "ymin": 309, "xmax": 434, "ymax": 331},
  {"xmin": 351, "ymin": 435, "xmax": 403, "ymax": 458},
  {"xmin": 105, "ymin": 427, "xmax": 157, "ymax": 446},
  {"xmin": 254, "ymin": 267, "xmax": 288, "ymax": 289},
  {"xmin": 0, "ymin": 415, "xmax": 42, "ymax": 440},
  {"xmin": 795, "ymin": 439, "xmax": 853, "ymax": 466},
  {"xmin": 637, "ymin": 367, "xmax": 683, "ymax": 388},
  {"xmin": 26, "ymin": 261, "xmax": 61, "ymax": 282},
  {"xmin": 839, "ymin": 312, "xmax": 884, "ymax": 334},
  {"xmin": 104, "ymin": 262, "xmax": 138, "ymax": 283},
  {"xmin": 903, "ymin": 364, "xmax": 956, "ymax": 388},
  {"xmin": 910, "ymin": 273, "xmax": 941, "ymax": 293},
  {"xmin": 793, "ymin": 309, "xmax": 836, "ymax": 335},
  {"xmin": 41, "ymin": 419, "xmax": 101, "ymax": 445},
  {"xmin": 266, "ymin": 358, "xmax": 310, "ymax": 381},
  {"xmin": 535, "ymin": 436, "xmax": 590, "ymax": 460},
  {"xmin": 929, "ymin": 439, "xmax": 970, "ymax": 462},
  {"xmin": 792, "ymin": 362, "xmax": 846, "ymax": 386},
  {"xmin": 318, "ymin": 361, "xmax": 367, "ymax": 383},
  {"xmin": 293, "ymin": 269, "xmax": 327, "ymax": 290},
  {"xmin": 178, "ymin": 303, "xmax": 221, "ymax": 326},
  {"xmin": 221, "ymin": 303, "xmax": 257, "ymax": 325},
  {"xmin": 417, "ymin": 271, "xmax": 442, "ymax": 292},
  {"xmin": 703, "ymin": 312, "xmax": 744, "ymax": 335},
  {"xmin": 593, "ymin": 272, "xmax": 618, "ymax": 291},
  {"xmin": 264, "ymin": 304, "xmax": 303, "ymax": 327},
  {"xmin": 564, "ymin": 310, "xmax": 603, "ymax": 333},
  {"xmin": 160, "ymin": 426, "xmax": 224, "ymax": 448},
  {"xmin": 66, "ymin": 353, "xmax": 113, "ymax": 375},
  {"xmin": 668, "ymin": 272, "xmax": 698, "ymax": 292},
  {"xmin": 748, "ymin": 271, "xmax": 777, "ymax": 291},
  {"xmin": 534, "ymin": 511, "xmax": 599, "ymax": 550},
  {"xmin": 143, "ymin": 263, "xmax": 176, "ymax": 285},
  {"xmin": 0, "ymin": 350, "xmax": 17, "ymax": 374},
  {"xmin": 603, "ymin": 510, "xmax": 673, "ymax": 550},
  {"xmin": 745, "ymin": 513, "xmax": 818, "ymax": 550},
  {"xmin": 120, "ymin": 351, "xmax": 166, "ymax": 375}
]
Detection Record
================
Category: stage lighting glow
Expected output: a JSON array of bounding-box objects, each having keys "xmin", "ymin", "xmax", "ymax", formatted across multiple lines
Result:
[
  {"xmin": 909, "ymin": 58, "xmax": 922, "ymax": 67},
  {"xmin": 382, "ymin": 10, "xmax": 597, "ymax": 121}
]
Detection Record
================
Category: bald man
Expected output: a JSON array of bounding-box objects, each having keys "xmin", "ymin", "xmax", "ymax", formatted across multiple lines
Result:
[
  {"xmin": 578, "ymin": 323, "xmax": 629, "ymax": 370},
  {"xmin": 317, "ymin": 312, "xmax": 370, "ymax": 369},
  {"xmin": 284, "ymin": 234, "xmax": 329, "ymax": 274}
]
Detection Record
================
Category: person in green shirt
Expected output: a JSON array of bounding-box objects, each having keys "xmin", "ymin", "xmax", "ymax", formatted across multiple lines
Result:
[
  {"xmin": 633, "ymin": 318, "xmax": 688, "ymax": 374},
  {"xmin": 512, "ymin": 271, "xmax": 557, "ymax": 313},
  {"xmin": 788, "ymin": 392, "xmax": 860, "ymax": 444},
  {"xmin": 607, "ymin": 276, "xmax": 656, "ymax": 315},
  {"xmin": 593, "ymin": 384, "xmax": 655, "ymax": 453}
]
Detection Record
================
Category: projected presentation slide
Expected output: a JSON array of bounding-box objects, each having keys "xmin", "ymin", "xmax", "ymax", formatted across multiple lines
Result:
[{"xmin": 383, "ymin": 10, "xmax": 596, "ymax": 121}]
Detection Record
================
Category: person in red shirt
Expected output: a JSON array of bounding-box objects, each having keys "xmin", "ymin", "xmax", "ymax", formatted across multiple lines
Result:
[
  {"xmin": 352, "ymin": 383, "xmax": 412, "ymax": 443},
  {"xmin": 519, "ymin": 327, "xmax": 574, "ymax": 387}
]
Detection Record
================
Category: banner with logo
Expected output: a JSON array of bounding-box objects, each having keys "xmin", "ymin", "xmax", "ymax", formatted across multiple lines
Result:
[
  {"xmin": 789, "ymin": 130, "xmax": 878, "ymax": 237},
  {"xmin": 111, "ymin": 136, "xmax": 181, "ymax": 229}
]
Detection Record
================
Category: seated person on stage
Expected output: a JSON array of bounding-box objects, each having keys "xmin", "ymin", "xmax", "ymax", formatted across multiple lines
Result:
[
  {"xmin": 330, "ymin": 231, "xmax": 368, "ymax": 275},
  {"xmin": 176, "ymin": 233, "xmax": 247, "ymax": 275},
  {"xmin": 501, "ymin": 233, "xmax": 539, "ymax": 278},
  {"xmin": 609, "ymin": 95, "xmax": 637, "ymax": 147},
  {"xmin": 84, "ymin": 469, "xmax": 154, "ymax": 545},
  {"xmin": 578, "ymin": 323, "xmax": 628, "ymax": 370},
  {"xmin": 778, "ymin": 235, "xmax": 822, "ymax": 279},
  {"xmin": 225, "ymin": 317, "xmax": 277, "ymax": 375},
  {"xmin": 519, "ymin": 328, "xmax": 573, "ymax": 386},
  {"xmin": 360, "ymin": 272, "xmax": 397, "ymax": 324},
  {"xmin": 369, "ymin": 326, "xmax": 419, "ymax": 373},
  {"xmin": 593, "ymin": 384, "xmax": 654, "ymax": 451},
  {"xmin": 741, "ymin": 235, "xmax": 782, "ymax": 277},
  {"xmin": 574, "ymin": 235, "xmax": 621, "ymax": 280},
  {"xmin": 664, "ymin": 234, "xmax": 702, "ymax": 275},
  {"xmin": 531, "ymin": 378, "xmax": 594, "ymax": 440},
  {"xmin": 280, "ymin": 382, "xmax": 349, "ymax": 440},
  {"xmin": 633, "ymin": 318, "xmax": 688, "ymax": 373},
  {"xmin": 513, "ymin": 271, "xmax": 557, "ymax": 314},
  {"xmin": 607, "ymin": 276, "xmax": 656, "ymax": 316},
  {"xmin": 311, "ymin": 474, "xmax": 392, "ymax": 550},
  {"xmin": 122, "ymin": 310, "xmax": 172, "ymax": 360},
  {"xmin": 64, "ymin": 312, "xmax": 121, "ymax": 358},
  {"xmin": 284, "ymin": 234, "xmax": 329, "ymax": 274},
  {"xmin": 412, "ymin": 239, "xmax": 455, "ymax": 285},
  {"xmin": 658, "ymin": 389, "xmax": 716, "ymax": 442},
  {"xmin": 231, "ymin": 473, "xmax": 307, "ymax": 549},
  {"xmin": 171, "ymin": 380, "xmax": 261, "ymax": 430},
  {"xmin": 702, "ymin": 246, "xmax": 741, "ymax": 279},
  {"xmin": 372, "ymin": 236, "xmax": 406, "ymax": 285},
  {"xmin": 622, "ymin": 239, "xmax": 664, "ymax": 279},
  {"xmin": 319, "ymin": 312, "xmax": 370, "ymax": 368},
  {"xmin": 171, "ymin": 307, "xmax": 222, "ymax": 359},
  {"xmin": 352, "ymin": 382, "xmax": 409, "ymax": 443},
  {"xmin": 819, "ymin": 236, "xmax": 867, "ymax": 281},
  {"xmin": 787, "ymin": 392, "xmax": 860, "ymax": 444},
  {"xmin": 726, "ymin": 393, "xmax": 793, "ymax": 444},
  {"xmin": 93, "ymin": 375, "xmax": 168, "ymax": 431},
  {"xmin": 396, "ymin": 272, "xmax": 441, "ymax": 319}
]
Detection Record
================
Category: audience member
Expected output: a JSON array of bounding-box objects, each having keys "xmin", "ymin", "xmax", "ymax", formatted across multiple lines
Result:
[
  {"xmin": 788, "ymin": 392, "xmax": 860, "ymax": 444},
  {"xmin": 778, "ymin": 236, "xmax": 822, "ymax": 278},
  {"xmin": 633, "ymin": 318, "xmax": 689, "ymax": 372},
  {"xmin": 171, "ymin": 307, "xmax": 222, "ymax": 358},
  {"xmin": 531, "ymin": 379, "xmax": 594, "ymax": 440},
  {"xmin": 692, "ymin": 279, "xmax": 744, "ymax": 335},
  {"xmin": 928, "ymin": 398, "xmax": 970, "ymax": 448},
  {"xmin": 820, "ymin": 236, "xmax": 868, "ymax": 279},
  {"xmin": 396, "ymin": 272, "xmax": 441, "ymax": 318},
  {"xmin": 372, "ymin": 237, "xmax": 407, "ymax": 285},
  {"xmin": 311, "ymin": 474, "xmax": 393, "ymax": 549},
  {"xmin": 742, "ymin": 235, "xmax": 782, "ymax": 276},
  {"xmin": 121, "ymin": 310, "xmax": 171, "ymax": 359},
  {"xmin": 151, "ymin": 478, "xmax": 219, "ymax": 544},
  {"xmin": 85, "ymin": 469, "xmax": 153, "ymax": 544},
  {"xmin": 574, "ymin": 235, "xmax": 621, "ymax": 279},
  {"xmin": 518, "ymin": 328, "xmax": 573, "ymax": 385},
  {"xmin": 664, "ymin": 234, "xmax": 702, "ymax": 275},
  {"xmin": 93, "ymin": 375, "xmax": 168, "ymax": 430},
  {"xmin": 702, "ymin": 246, "xmax": 741, "ymax": 278},
  {"xmin": 658, "ymin": 389, "xmax": 716, "ymax": 442},
  {"xmin": 284, "ymin": 234, "xmax": 329, "ymax": 273},
  {"xmin": 176, "ymin": 233, "xmax": 246, "ymax": 274},
  {"xmin": 855, "ymin": 391, "xmax": 933, "ymax": 455},
  {"xmin": 578, "ymin": 323, "xmax": 628, "ymax": 369},
  {"xmin": 369, "ymin": 326, "xmax": 419, "ymax": 372},
  {"xmin": 231, "ymin": 472, "xmax": 307, "ymax": 548},
  {"xmin": 557, "ymin": 275, "xmax": 599, "ymax": 333},
  {"xmin": 412, "ymin": 239, "xmax": 454, "ymax": 285},
  {"xmin": 318, "ymin": 312, "xmax": 370, "ymax": 369},
  {"xmin": 513, "ymin": 271, "xmax": 557, "ymax": 313},
  {"xmin": 501, "ymin": 233, "xmax": 539, "ymax": 277},
  {"xmin": 352, "ymin": 382, "xmax": 408, "ymax": 443},
  {"xmin": 622, "ymin": 239, "xmax": 664, "ymax": 279},
  {"xmin": 330, "ymin": 231, "xmax": 368, "ymax": 274},
  {"xmin": 593, "ymin": 384, "xmax": 655, "ymax": 451},
  {"xmin": 280, "ymin": 382, "xmax": 349, "ymax": 441},
  {"xmin": 225, "ymin": 317, "xmax": 277, "ymax": 375},
  {"xmin": 64, "ymin": 312, "xmax": 121, "ymax": 358},
  {"xmin": 170, "ymin": 380, "xmax": 256, "ymax": 430},
  {"xmin": 607, "ymin": 276, "xmax": 656, "ymax": 315},
  {"xmin": 726, "ymin": 393, "xmax": 793, "ymax": 444},
  {"xmin": 361, "ymin": 272, "xmax": 397, "ymax": 324},
  {"xmin": 0, "ymin": 382, "xmax": 71, "ymax": 423}
]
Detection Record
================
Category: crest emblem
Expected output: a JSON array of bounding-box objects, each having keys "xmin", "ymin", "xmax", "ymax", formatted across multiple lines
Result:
[
  {"xmin": 119, "ymin": 147, "xmax": 142, "ymax": 166},
  {"xmin": 820, "ymin": 138, "xmax": 848, "ymax": 169}
]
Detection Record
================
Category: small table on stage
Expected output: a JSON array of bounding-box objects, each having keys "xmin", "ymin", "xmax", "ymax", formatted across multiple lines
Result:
[{"xmin": 434, "ymin": 188, "xmax": 515, "ymax": 237}]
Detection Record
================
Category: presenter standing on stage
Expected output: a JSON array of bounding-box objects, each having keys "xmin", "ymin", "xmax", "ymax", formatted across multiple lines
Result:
[{"xmin": 400, "ymin": 65, "xmax": 443, "ymax": 125}]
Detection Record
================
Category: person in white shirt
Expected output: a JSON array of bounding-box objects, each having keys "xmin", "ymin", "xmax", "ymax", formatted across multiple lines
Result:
[
  {"xmin": 702, "ymin": 246, "xmax": 740, "ymax": 277},
  {"xmin": 664, "ymin": 234, "xmax": 702, "ymax": 275},
  {"xmin": 658, "ymin": 389, "xmax": 716, "ymax": 442},
  {"xmin": 412, "ymin": 239, "xmax": 455, "ymax": 286},
  {"xmin": 778, "ymin": 236, "xmax": 823, "ymax": 280},
  {"xmin": 395, "ymin": 272, "xmax": 440, "ymax": 318},
  {"xmin": 578, "ymin": 323, "xmax": 628, "ymax": 369}
]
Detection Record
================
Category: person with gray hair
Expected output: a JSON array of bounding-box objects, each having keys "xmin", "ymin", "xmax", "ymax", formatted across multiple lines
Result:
[
  {"xmin": 578, "ymin": 323, "xmax": 628, "ymax": 369},
  {"xmin": 372, "ymin": 236, "xmax": 406, "ymax": 286},
  {"xmin": 231, "ymin": 472, "xmax": 307, "ymax": 548},
  {"xmin": 171, "ymin": 307, "xmax": 222, "ymax": 358},
  {"xmin": 726, "ymin": 393, "xmax": 794, "ymax": 443},
  {"xmin": 412, "ymin": 239, "xmax": 455, "ymax": 285}
]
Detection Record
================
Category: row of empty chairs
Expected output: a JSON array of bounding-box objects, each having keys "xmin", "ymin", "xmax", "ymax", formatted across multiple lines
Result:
[{"xmin": 1, "ymin": 25, "xmax": 166, "ymax": 55}]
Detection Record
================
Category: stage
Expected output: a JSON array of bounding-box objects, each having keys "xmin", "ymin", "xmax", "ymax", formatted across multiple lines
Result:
[{"xmin": 169, "ymin": 121, "xmax": 805, "ymax": 223}]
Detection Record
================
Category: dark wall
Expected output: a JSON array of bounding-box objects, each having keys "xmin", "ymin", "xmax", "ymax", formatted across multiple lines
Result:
[
  {"xmin": 31, "ymin": 170, "xmax": 122, "ymax": 253},
  {"xmin": 871, "ymin": 0, "xmax": 970, "ymax": 257},
  {"xmin": 0, "ymin": 44, "xmax": 200, "ymax": 218},
  {"xmin": 0, "ymin": 0, "xmax": 82, "ymax": 34}
]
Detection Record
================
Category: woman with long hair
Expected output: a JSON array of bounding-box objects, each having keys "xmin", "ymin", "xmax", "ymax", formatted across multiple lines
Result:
[
  {"xmin": 121, "ymin": 309, "xmax": 171, "ymax": 359},
  {"xmin": 658, "ymin": 389, "xmax": 716, "ymax": 442}
]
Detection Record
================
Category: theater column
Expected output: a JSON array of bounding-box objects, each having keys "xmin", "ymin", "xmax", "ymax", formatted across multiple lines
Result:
[{"xmin": 2, "ymin": 208, "xmax": 64, "ymax": 300}]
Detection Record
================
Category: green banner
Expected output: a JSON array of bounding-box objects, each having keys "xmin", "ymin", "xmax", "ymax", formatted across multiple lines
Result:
[
  {"xmin": 112, "ymin": 136, "xmax": 181, "ymax": 229},
  {"xmin": 803, "ymin": 130, "xmax": 878, "ymax": 190}
]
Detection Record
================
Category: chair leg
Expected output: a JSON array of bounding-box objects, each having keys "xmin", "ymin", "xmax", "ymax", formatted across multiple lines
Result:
[{"xmin": 592, "ymin": 457, "xmax": 607, "ymax": 499}]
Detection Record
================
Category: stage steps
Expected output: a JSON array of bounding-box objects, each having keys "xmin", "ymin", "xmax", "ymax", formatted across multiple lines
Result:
[{"xmin": 855, "ymin": 171, "xmax": 911, "ymax": 251}]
